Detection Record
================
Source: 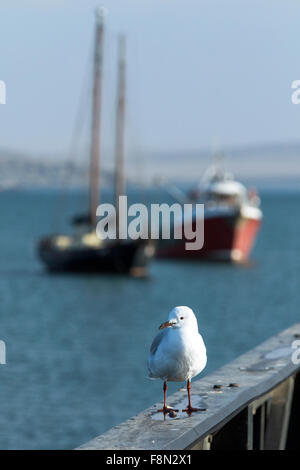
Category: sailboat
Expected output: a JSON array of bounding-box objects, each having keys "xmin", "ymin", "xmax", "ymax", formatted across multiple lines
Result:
[{"xmin": 37, "ymin": 10, "xmax": 154, "ymax": 276}]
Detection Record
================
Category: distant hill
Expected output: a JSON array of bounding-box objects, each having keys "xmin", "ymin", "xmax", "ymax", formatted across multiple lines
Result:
[
  {"xmin": 1, "ymin": 142, "xmax": 300, "ymax": 189},
  {"xmin": 0, "ymin": 148, "xmax": 113, "ymax": 189},
  {"xmin": 140, "ymin": 142, "xmax": 300, "ymax": 188}
]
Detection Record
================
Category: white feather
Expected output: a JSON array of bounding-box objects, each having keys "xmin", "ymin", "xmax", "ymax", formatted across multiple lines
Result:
[{"xmin": 148, "ymin": 306, "xmax": 207, "ymax": 382}]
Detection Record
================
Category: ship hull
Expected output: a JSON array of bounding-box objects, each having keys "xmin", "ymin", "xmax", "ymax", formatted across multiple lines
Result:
[
  {"xmin": 156, "ymin": 206, "xmax": 262, "ymax": 263},
  {"xmin": 38, "ymin": 238, "xmax": 154, "ymax": 276}
]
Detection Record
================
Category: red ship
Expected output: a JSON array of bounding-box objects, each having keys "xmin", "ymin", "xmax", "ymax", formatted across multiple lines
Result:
[{"xmin": 156, "ymin": 166, "xmax": 262, "ymax": 263}]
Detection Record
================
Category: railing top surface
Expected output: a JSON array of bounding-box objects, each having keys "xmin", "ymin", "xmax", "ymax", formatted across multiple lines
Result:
[{"xmin": 77, "ymin": 323, "xmax": 300, "ymax": 450}]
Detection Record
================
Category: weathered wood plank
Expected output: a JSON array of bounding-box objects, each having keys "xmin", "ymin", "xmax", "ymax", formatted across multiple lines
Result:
[{"xmin": 77, "ymin": 323, "xmax": 300, "ymax": 450}]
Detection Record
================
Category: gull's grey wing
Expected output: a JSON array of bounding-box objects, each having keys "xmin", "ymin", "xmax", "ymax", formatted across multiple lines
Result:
[
  {"xmin": 149, "ymin": 329, "xmax": 168, "ymax": 357},
  {"xmin": 148, "ymin": 328, "xmax": 170, "ymax": 379}
]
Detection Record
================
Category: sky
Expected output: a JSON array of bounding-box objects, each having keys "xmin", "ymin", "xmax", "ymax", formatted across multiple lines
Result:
[{"xmin": 0, "ymin": 0, "xmax": 300, "ymax": 178}]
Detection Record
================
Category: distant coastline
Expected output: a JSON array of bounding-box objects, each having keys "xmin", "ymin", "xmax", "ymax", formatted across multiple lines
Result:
[{"xmin": 1, "ymin": 141, "xmax": 300, "ymax": 190}]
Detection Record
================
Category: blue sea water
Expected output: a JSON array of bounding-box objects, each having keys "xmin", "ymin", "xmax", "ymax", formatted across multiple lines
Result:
[{"xmin": 0, "ymin": 188, "xmax": 299, "ymax": 449}]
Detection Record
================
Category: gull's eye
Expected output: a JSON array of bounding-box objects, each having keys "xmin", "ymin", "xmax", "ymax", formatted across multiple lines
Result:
[{"xmin": 180, "ymin": 316, "xmax": 184, "ymax": 320}]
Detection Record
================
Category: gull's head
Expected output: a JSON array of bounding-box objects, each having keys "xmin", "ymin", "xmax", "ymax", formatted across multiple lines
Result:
[{"xmin": 159, "ymin": 306, "xmax": 198, "ymax": 331}]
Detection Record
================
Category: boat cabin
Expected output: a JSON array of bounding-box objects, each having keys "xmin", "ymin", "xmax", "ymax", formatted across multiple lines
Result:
[{"xmin": 206, "ymin": 180, "xmax": 247, "ymax": 207}]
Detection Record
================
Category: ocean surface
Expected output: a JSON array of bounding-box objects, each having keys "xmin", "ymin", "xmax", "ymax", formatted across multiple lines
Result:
[{"xmin": 0, "ymin": 187, "xmax": 299, "ymax": 449}]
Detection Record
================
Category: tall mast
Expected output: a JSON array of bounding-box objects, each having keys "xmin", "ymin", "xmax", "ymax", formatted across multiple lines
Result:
[
  {"xmin": 114, "ymin": 35, "xmax": 126, "ymax": 236},
  {"xmin": 89, "ymin": 7, "xmax": 104, "ymax": 226}
]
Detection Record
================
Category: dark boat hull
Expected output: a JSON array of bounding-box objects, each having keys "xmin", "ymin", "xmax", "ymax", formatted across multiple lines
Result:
[{"xmin": 38, "ymin": 237, "xmax": 154, "ymax": 276}]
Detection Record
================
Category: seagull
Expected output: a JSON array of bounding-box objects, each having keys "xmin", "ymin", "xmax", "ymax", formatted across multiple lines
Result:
[{"xmin": 148, "ymin": 306, "xmax": 207, "ymax": 416}]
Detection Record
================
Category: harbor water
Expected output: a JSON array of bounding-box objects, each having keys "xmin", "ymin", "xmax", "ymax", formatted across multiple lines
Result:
[{"xmin": 0, "ymin": 188, "xmax": 299, "ymax": 449}]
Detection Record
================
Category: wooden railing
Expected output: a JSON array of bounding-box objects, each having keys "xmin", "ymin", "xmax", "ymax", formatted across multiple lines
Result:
[{"xmin": 77, "ymin": 323, "xmax": 300, "ymax": 450}]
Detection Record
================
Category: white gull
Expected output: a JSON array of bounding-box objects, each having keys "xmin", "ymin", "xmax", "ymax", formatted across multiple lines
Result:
[{"xmin": 148, "ymin": 306, "xmax": 207, "ymax": 416}]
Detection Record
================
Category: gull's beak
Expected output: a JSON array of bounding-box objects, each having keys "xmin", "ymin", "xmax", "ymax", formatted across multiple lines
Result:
[{"xmin": 159, "ymin": 320, "xmax": 176, "ymax": 330}]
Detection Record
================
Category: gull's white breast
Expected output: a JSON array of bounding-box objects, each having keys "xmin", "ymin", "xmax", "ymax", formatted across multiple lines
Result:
[{"xmin": 148, "ymin": 327, "xmax": 207, "ymax": 382}]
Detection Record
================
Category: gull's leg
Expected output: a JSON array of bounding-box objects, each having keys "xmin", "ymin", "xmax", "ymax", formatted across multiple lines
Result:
[
  {"xmin": 157, "ymin": 380, "xmax": 179, "ymax": 416},
  {"xmin": 182, "ymin": 379, "xmax": 206, "ymax": 415}
]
